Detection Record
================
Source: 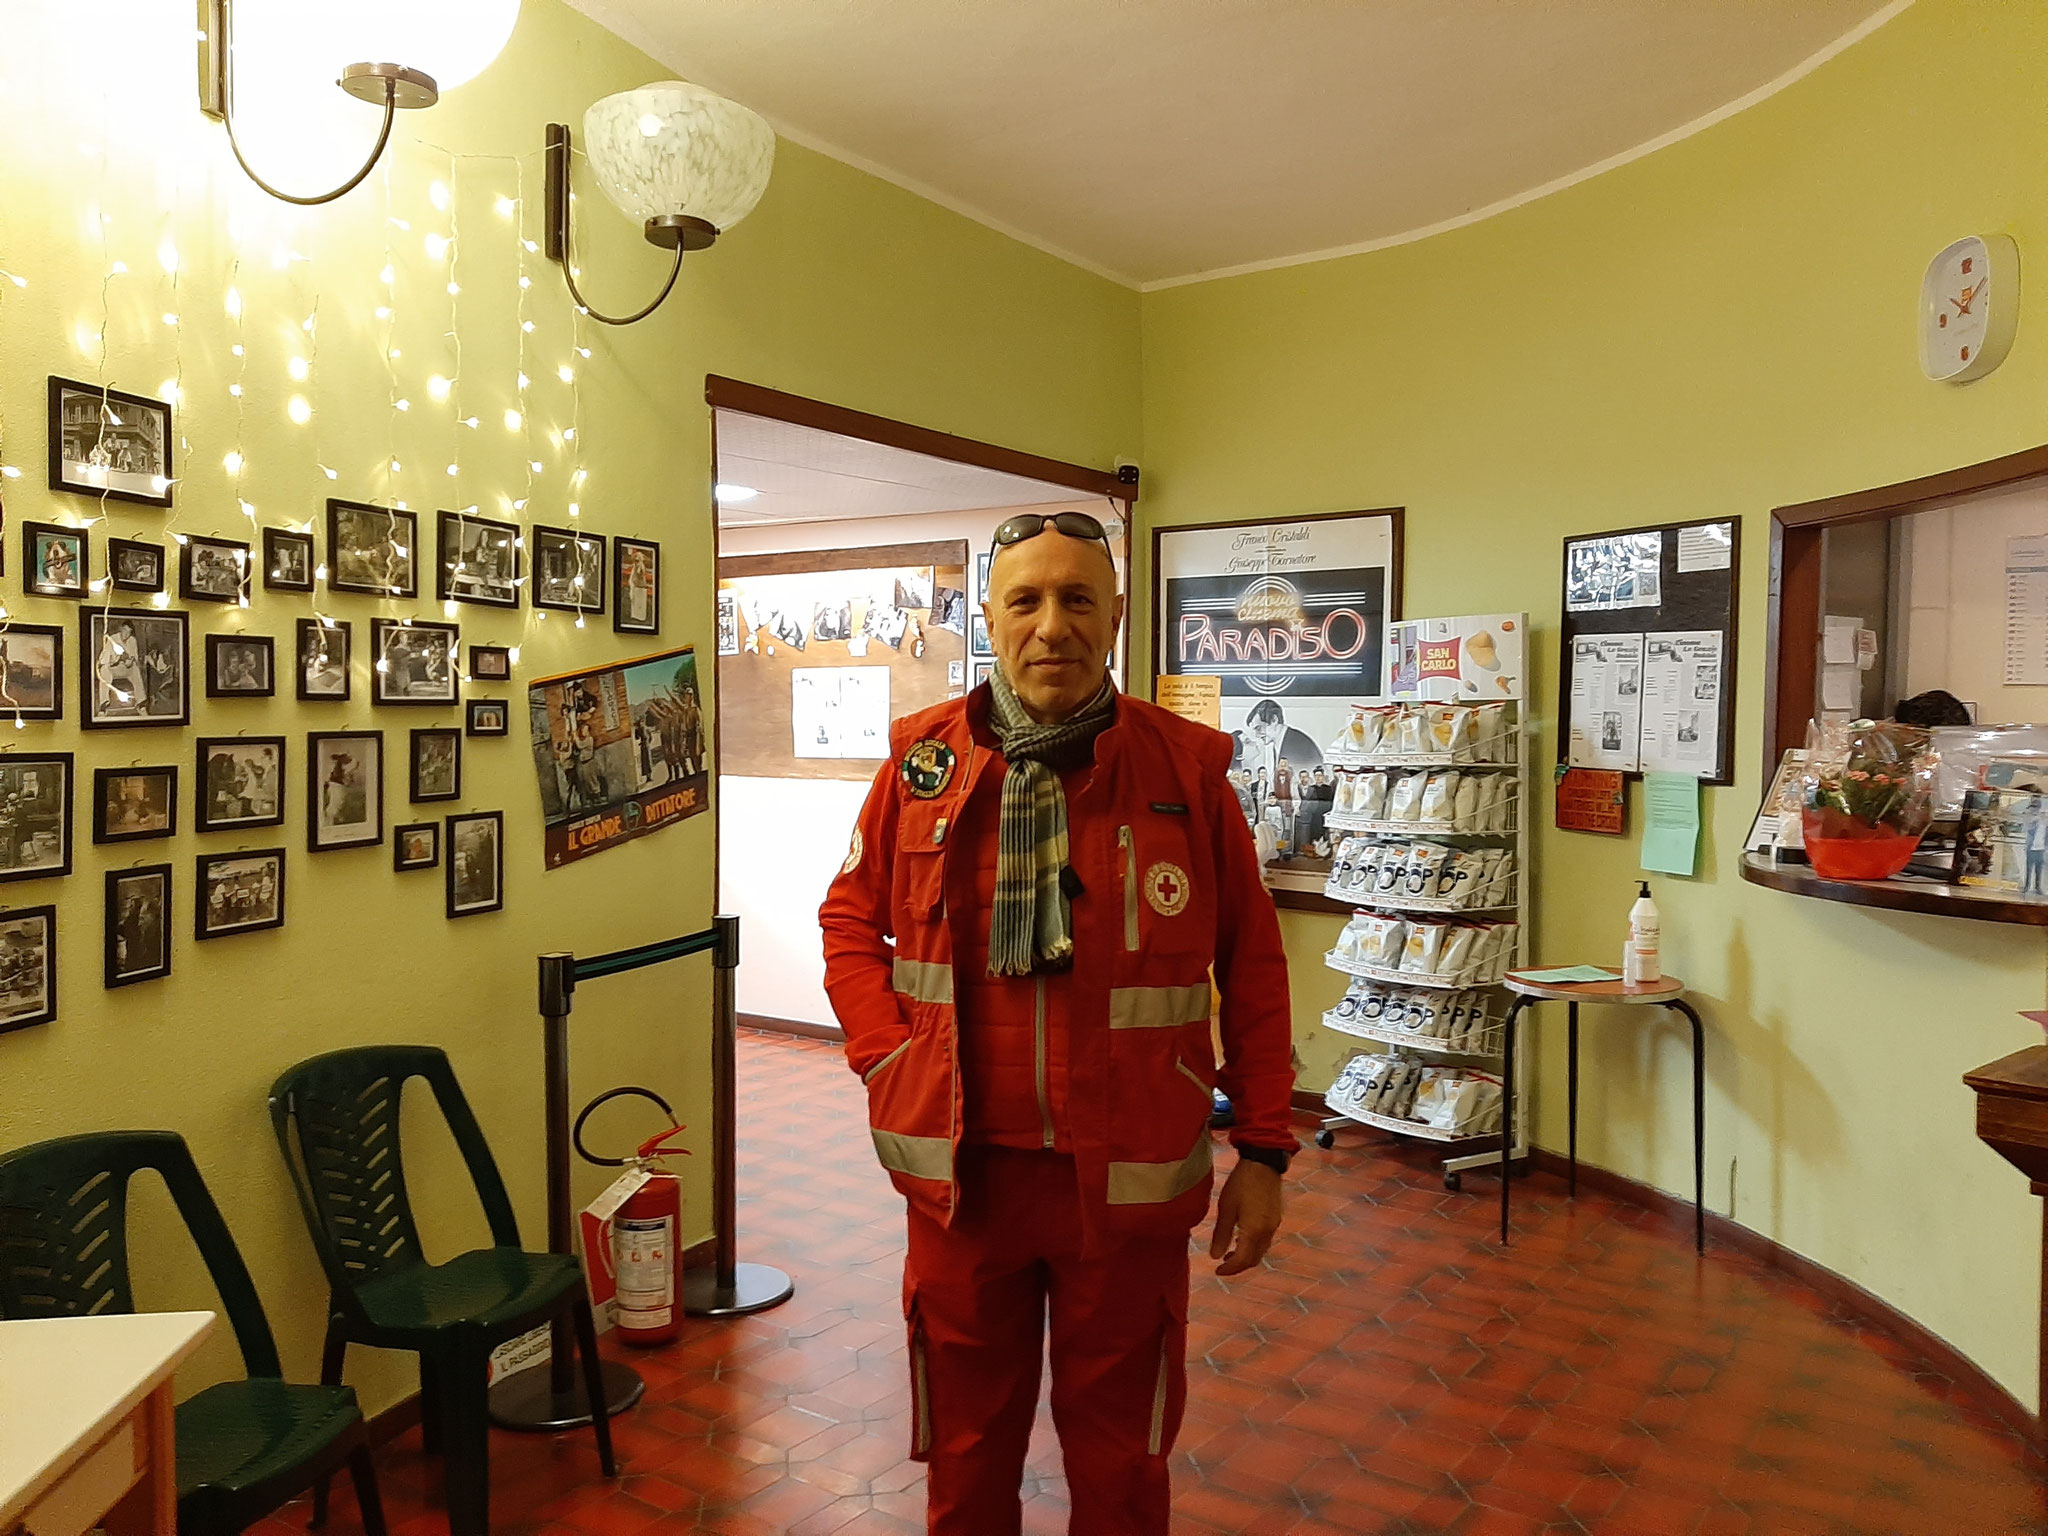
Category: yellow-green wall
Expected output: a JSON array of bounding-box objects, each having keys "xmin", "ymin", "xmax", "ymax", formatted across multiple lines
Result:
[
  {"xmin": 1140, "ymin": 0, "xmax": 2048, "ymax": 1408},
  {"xmin": 0, "ymin": 0, "xmax": 1138, "ymax": 1413}
]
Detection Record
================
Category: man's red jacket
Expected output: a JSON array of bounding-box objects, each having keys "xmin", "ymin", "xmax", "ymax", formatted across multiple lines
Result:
[{"xmin": 819, "ymin": 686, "xmax": 1296, "ymax": 1245}]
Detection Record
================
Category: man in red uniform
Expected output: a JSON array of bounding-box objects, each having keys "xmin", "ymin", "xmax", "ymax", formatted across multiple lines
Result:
[{"xmin": 820, "ymin": 510, "xmax": 1296, "ymax": 1536}]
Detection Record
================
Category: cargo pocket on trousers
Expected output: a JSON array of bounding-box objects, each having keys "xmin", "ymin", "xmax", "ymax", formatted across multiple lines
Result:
[
  {"xmin": 1145, "ymin": 1295, "xmax": 1189, "ymax": 1458},
  {"xmin": 905, "ymin": 1285, "xmax": 934, "ymax": 1461}
]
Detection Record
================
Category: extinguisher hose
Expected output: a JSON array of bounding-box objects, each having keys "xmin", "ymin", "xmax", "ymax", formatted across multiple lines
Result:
[{"xmin": 573, "ymin": 1084, "xmax": 679, "ymax": 1167}]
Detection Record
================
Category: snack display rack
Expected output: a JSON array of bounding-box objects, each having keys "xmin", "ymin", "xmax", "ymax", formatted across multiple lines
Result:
[{"xmin": 1314, "ymin": 613, "xmax": 1531, "ymax": 1190}]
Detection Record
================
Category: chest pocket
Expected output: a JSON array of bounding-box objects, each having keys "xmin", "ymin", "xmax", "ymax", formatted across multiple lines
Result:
[
  {"xmin": 1117, "ymin": 812, "xmax": 1209, "ymax": 958},
  {"xmin": 896, "ymin": 796, "xmax": 956, "ymax": 919}
]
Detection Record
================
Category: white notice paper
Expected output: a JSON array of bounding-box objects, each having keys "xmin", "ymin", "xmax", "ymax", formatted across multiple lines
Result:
[
  {"xmin": 2006, "ymin": 535, "xmax": 2048, "ymax": 685},
  {"xmin": 1567, "ymin": 633, "xmax": 1646, "ymax": 771},
  {"xmin": 791, "ymin": 666, "xmax": 892, "ymax": 759},
  {"xmin": 1639, "ymin": 631, "xmax": 1722, "ymax": 776},
  {"xmin": 1822, "ymin": 616, "xmax": 1859, "ymax": 667},
  {"xmin": 1675, "ymin": 522, "xmax": 1733, "ymax": 573},
  {"xmin": 1820, "ymin": 667, "xmax": 1858, "ymax": 713}
]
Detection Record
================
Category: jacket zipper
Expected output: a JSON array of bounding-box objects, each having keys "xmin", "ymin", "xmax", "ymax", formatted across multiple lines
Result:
[
  {"xmin": 1035, "ymin": 975, "xmax": 1054, "ymax": 1149},
  {"xmin": 1120, "ymin": 825, "xmax": 1138, "ymax": 952}
]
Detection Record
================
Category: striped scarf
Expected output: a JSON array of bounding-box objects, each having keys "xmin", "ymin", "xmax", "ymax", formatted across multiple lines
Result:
[{"xmin": 985, "ymin": 664, "xmax": 1117, "ymax": 976}]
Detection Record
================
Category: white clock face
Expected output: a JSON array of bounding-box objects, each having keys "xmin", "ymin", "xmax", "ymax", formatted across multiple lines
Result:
[{"xmin": 1921, "ymin": 234, "xmax": 2019, "ymax": 382}]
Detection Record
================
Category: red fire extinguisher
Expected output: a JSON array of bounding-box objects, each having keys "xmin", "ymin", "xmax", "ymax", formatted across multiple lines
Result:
[{"xmin": 575, "ymin": 1088, "xmax": 691, "ymax": 1348}]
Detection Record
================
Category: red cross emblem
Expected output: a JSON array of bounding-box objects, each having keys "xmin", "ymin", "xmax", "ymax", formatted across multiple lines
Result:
[{"xmin": 1145, "ymin": 861, "xmax": 1191, "ymax": 917}]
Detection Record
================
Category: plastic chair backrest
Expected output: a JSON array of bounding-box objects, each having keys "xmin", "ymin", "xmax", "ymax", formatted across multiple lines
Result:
[
  {"xmin": 268, "ymin": 1045, "xmax": 522, "ymax": 1306},
  {"xmin": 0, "ymin": 1129, "xmax": 283, "ymax": 1379}
]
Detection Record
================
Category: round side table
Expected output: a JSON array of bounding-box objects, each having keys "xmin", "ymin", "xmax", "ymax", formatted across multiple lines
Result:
[{"xmin": 1498, "ymin": 971, "xmax": 1705, "ymax": 1252}]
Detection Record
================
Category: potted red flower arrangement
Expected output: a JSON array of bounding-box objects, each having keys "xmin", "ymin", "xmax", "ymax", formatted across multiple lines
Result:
[{"xmin": 1800, "ymin": 720, "xmax": 1936, "ymax": 881}]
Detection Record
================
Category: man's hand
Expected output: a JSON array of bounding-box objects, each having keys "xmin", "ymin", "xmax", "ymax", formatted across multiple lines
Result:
[{"xmin": 1209, "ymin": 1159, "xmax": 1284, "ymax": 1277}]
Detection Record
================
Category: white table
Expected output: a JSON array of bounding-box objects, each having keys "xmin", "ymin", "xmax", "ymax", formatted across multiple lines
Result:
[{"xmin": 0, "ymin": 1312, "xmax": 215, "ymax": 1536}]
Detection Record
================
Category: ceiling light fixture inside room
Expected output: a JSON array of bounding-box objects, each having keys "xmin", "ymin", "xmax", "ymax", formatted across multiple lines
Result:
[
  {"xmin": 542, "ymin": 80, "xmax": 775, "ymax": 326},
  {"xmin": 713, "ymin": 484, "xmax": 758, "ymax": 503}
]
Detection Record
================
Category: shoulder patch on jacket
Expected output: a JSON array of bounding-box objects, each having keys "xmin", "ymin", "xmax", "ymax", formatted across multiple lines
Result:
[
  {"xmin": 1145, "ymin": 861, "xmax": 1191, "ymax": 917},
  {"xmin": 841, "ymin": 827, "xmax": 863, "ymax": 874}
]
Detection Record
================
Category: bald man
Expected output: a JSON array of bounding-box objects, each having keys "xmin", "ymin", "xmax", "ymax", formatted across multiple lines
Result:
[{"xmin": 820, "ymin": 510, "xmax": 1297, "ymax": 1535}]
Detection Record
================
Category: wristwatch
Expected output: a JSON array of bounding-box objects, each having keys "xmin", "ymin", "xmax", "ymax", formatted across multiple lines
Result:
[{"xmin": 1235, "ymin": 1144, "xmax": 1292, "ymax": 1175}]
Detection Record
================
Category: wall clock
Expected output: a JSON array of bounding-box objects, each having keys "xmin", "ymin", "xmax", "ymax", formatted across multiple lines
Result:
[{"xmin": 1920, "ymin": 233, "xmax": 2019, "ymax": 382}]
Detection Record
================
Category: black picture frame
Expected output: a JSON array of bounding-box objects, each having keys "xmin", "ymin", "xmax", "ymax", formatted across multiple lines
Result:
[
  {"xmin": 195, "ymin": 848, "xmax": 284, "ymax": 939},
  {"xmin": 369, "ymin": 619, "xmax": 459, "ymax": 706},
  {"xmin": 92, "ymin": 765, "xmax": 177, "ymax": 844},
  {"xmin": 296, "ymin": 619, "xmax": 351, "ymax": 702},
  {"xmin": 531, "ymin": 525, "xmax": 605, "ymax": 614},
  {"xmin": 613, "ymin": 537, "xmax": 660, "ymax": 634},
  {"xmin": 308, "ymin": 729, "xmax": 384, "ymax": 851},
  {"xmin": 108, "ymin": 538, "xmax": 165, "ymax": 594},
  {"xmin": 394, "ymin": 821, "xmax": 440, "ymax": 871},
  {"xmin": 0, "ymin": 903, "xmax": 58, "ymax": 1032},
  {"xmin": 446, "ymin": 810, "xmax": 503, "ymax": 918},
  {"xmin": 436, "ymin": 510, "xmax": 522, "ymax": 609},
  {"xmin": 465, "ymin": 698, "xmax": 508, "ymax": 737},
  {"xmin": 327, "ymin": 498, "xmax": 417, "ymax": 597},
  {"xmin": 0, "ymin": 753, "xmax": 73, "ymax": 883},
  {"xmin": 410, "ymin": 727, "xmax": 461, "ymax": 802},
  {"xmin": 0, "ymin": 623, "xmax": 65, "ymax": 721},
  {"xmin": 81, "ymin": 607, "xmax": 189, "ymax": 729},
  {"xmin": 195, "ymin": 736, "xmax": 286, "ymax": 833},
  {"xmin": 104, "ymin": 865, "xmax": 171, "ymax": 988},
  {"xmin": 469, "ymin": 644, "xmax": 511, "ymax": 681},
  {"xmin": 970, "ymin": 613, "xmax": 991, "ymax": 657},
  {"xmin": 263, "ymin": 528, "xmax": 315, "ymax": 592},
  {"xmin": 48, "ymin": 376, "xmax": 172, "ymax": 509},
  {"xmin": 22, "ymin": 521, "xmax": 88, "ymax": 599},
  {"xmin": 179, "ymin": 535, "xmax": 250, "ymax": 605},
  {"xmin": 205, "ymin": 633, "xmax": 275, "ymax": 698}
]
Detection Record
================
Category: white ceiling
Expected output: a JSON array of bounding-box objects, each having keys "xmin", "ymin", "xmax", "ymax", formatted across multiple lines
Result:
[
  {"xmin": 713, "ymin": 410, "xmax": 1087, "ymax": 527},
  {"xmin": 566, "ymin": 0, "xmax": 1902, "ymax": 288}
]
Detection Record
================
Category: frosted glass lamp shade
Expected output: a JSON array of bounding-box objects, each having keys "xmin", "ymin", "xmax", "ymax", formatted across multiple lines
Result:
[
  {"xmin": 332, "ymin": 0, "xmax": 521, "ymax": 92},
  {"xmin": 583, "ymin": 82, "xmax": 775, "ymax": 238}
]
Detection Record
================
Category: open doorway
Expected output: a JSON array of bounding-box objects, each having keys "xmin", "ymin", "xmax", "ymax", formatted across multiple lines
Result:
[{"xmin": 707, "ymin": 381, "xmax": 1132, "ymax": 1038}]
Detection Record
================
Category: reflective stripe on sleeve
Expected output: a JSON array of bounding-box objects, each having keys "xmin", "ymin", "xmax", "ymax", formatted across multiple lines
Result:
[
  {"xmin": 871, "ymin": 1128, "xmax": 954, "ymax": 1183},
  {"xmin": 892, "ymin": 957, "xmax": 955, "ymax": 1006},
  {"xmin": 1106, "ymin": 1130, "xmax": 1214, "ymax": 1205},
  {"xmin": 1108, "ymin": 983, "xmax": 1212, "ymax": 1031}
]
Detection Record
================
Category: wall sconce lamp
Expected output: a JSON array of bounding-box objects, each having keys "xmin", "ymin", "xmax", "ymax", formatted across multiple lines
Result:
[
  {"xmin": 195, "ymin": 0, "xmax": 519, "ymax": 206},
  {"xmin": 544, "ymin": 81, "xmax": 776, "ymax": 326}
]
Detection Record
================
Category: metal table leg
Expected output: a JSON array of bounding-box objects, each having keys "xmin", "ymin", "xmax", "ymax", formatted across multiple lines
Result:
[
  {"xmin": 1567, "ymin": 1000, "xmax": 1580, "ymax": 1200},
  {"xmin": 1499, "ymin": 995, "xmax": 1532, "ymax": 1244},
  {"xmin": 1668, "ymin": 998, "xmax": 1706, "ymax": 1254}
]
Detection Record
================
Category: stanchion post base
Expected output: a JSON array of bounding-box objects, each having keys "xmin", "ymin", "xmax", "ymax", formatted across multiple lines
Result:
[
  {"xmin": 683, "ymin": 1261, "xmax": 795, "ymax": 1317},
  {"xmin": 489, "ymin": 1356, "xmax": 645, "ymax": 1432}
]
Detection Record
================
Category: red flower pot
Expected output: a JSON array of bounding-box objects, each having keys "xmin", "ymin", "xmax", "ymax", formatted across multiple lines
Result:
[{"xmin": 1801, "ymin": 808, "xmax": 1922, "ymax": 881}]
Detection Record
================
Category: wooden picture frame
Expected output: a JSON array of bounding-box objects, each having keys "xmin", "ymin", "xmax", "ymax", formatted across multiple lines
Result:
[
  {"xmin": 195, "ymin": 736, "xmax": 286, "ymax": 833},
  {"xmin": 446, "ymin": 809, "xmax": 503, "ymax": 917},
  {"xmin": 469, "ymin": 644, "xmax": 512, "ymax": 682},
  {"xmin": 108, "ymin": 538, "xmax": 166, "ymax": 594},
  {"xmin": 0, "ymin": 754, "xmax": 73, "ymax": 883},
  {"xmin": 326, "ymin": 498, "xmax": 418, "ymax": 598},
  {"xmin": 205, "ymin": 633, "xmax": 276, "ymax": 698},
  {"xmin": 92, "ymin": 765, "xmax": 177, "ymax": 844},
  {"xmin": 81, "ymin": 607, "xmax": 189, "ymax": 729},
  {"xmin": 370, "ymin": 619, "xmax": 459, "ymax": 706},
  {"xmin": 0, "ymin": 904, "xmax": 58, "ymax": 1032},
  {"xmin": 296, "ymin": 618, "xmax": 351, "ymax": 702},
  {"xmin": 465, "ymin": 698, "xmax": 508, "ymax": 737},
  {"xmin": 263, "ymin": 528, "xmax": 315, "ymax": 592},
  {"xmin": 105, "ymin": 865, "xmax": 171, "ymax": 988},
  {"xmin": 307, "ymin": 729, "xmax": 384, "ymax": 851},
  {"xmin": 195, "ymin": 849, "xmax": 284, "ymax": 939},
  {"xmin": 436, "ymin": 510, "xmax": 522, "ymax": 609},
  {"xmin": 410, "ymin": 727, "xmax": 462, "ymax": 802},
  {"xmin": 394, "ymin": 822, "xmax": 440, "ymax": 871},
  {"xmin": 48, "ymin": 376, "xmax": 173, "ymax": 509},
  {"xmin": 179, "ymin": 535, "xmax": 250, "ymax": 604},
  {"xmin": 22, "ymin": 521, "xmax": 87, "ymax": 599},
  {"xmin": 531, "ymin": 524, "xmax": 606, "ymax": 614},
  {"xmin": 613, "ymin": 536, "xmax": 660, "ymax": 634},
  {"xmin": 0, "ymin": 623, "xmax": 65, "ymax": 720}
]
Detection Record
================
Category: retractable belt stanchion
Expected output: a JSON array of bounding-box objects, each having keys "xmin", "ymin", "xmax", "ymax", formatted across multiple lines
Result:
[{"xmin": 492, "ymin": 914, "xmax": 793, "ymax": 1434}]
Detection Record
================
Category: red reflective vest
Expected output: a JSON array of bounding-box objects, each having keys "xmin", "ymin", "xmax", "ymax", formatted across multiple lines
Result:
[{"xmin": 819, "ymin": 688, "xmax": 1296, "ymax": 1245}]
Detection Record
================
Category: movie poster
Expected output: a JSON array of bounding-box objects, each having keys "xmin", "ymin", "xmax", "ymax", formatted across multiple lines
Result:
[
  {"xmin": 529, "ymin": 646, "xmax": 709, "ymax": 869},
  {"xmin": 1154, "ymin": 511, "xmax": 1401, "ymax": 886}
]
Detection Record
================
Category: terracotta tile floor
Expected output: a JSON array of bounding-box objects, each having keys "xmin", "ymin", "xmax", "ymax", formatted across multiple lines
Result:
[{"xmin": 264, "ymin": 1029, "xmax": 2048, "ymax": 1536}]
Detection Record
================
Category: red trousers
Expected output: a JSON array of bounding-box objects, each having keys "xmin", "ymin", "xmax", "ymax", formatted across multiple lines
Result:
[{"xmin": 903, "ymin": 1146, "xmax": 1191, "ymax": 1536}]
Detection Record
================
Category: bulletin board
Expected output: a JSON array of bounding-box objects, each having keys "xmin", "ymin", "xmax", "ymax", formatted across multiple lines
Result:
[
  {"xmin": 1557, "ymin": 517, "xmax": 1741, "ymax": 785},
  {"xmin": 717, "ymin": 540, "xmax": 969, "ymax": 782}
]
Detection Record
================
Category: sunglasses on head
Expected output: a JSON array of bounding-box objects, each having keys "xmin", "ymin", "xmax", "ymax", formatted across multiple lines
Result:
[{"xmin": 989, "ymin": 511, "xmax": 1111, "ymax": 559}]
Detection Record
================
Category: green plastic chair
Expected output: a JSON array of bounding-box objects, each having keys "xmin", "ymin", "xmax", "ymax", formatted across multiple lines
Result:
[
  {"xmin": 268, "ymin": 1046, "xmax": 615, "ymax": 1536},
  {"xmin": 0, "ymin": 1130, "xmax": 387, "ymax": 1536}
]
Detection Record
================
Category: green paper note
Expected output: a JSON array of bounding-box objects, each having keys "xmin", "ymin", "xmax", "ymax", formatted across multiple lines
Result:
[
  {"xmin": 1641, "ymin": 770, "xmax": 1701, "ymax": 876},
  {"xmin": 1517, "ymin": 965, "xmax": 1620, "ymax": 983}
]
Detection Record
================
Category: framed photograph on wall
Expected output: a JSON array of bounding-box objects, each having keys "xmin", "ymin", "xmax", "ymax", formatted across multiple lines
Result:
[
  {"xmin": 410, "ymin": 727, "xmax": 461, "ymax": 802},
  {"xmin": 48, "ymin": 377, "xmax": 172, "ymax": 508},
  {"xmin": 446, "ymin": 809, "xmax": 503, "ymax": 918},
  {"xmin": 436, "ymin": 510, "xmax": 521, "ymax": 609},
  {"xmin": 613, "ymin": 537, "xmax": 660, "ymax": 634},
  {"xmin": 180, "ymin": 535, "xmax": 250, "ymax": 604},
  {"xmin": 195, "ymin": 849, "xmax": 284, "ymax": 939},
  {"xmin": 469, "ymin": 644, "xmax": 511, "ymax": 682},
  {"xmin": 466, "ymin": 698, "xmax": 508, "ymax": 737},
  {"xmin": 308, "ymin": 730, "xmax": 383, "ymax": 851},
  {"xmin": 531, "ymin": 525, "xmax": 605, "ymax": 614},
  {"xmin": 0, "ymin": 904, "xmax": 57, "ymax": 1032},
  {"xmin": 0, "ymin": 624, "xmax": 64, "ymax": 720},
  {"xmin": 205, "ymin": 633, "xmax": 274, "ymax": 698},
  {"xmin": 969, "ymin": 613, "xmax": 991, "ymax": 657},
  {"xmin": 82, "ymin": 607, "xmax": 188, "ymax": 729},
  {"xmin": 263, "ymin": 528, "xmax": 315, "ymax": 592},
  {"xmin": 108, "ymin": 538, "xmax": 165, "ymax": 594},
  {"xmin": 327, "ymin": 499, "xmax": 417, "ymax": 597},
  {"xmin": 394, "ymin": 822, "xmax": 439, "ymax": 871},
  {"xmin": 104, "ymin": 865, "xmax": 171, "ymax": 988},
  {"xmin": 93, "ymin": 765, "xmax": 176, "ymax": 844},
  {"xmin": 0, "ymin": 754, "xmax": 72, "ymax": 883},
  {"xmin": 297, "ymin": 618, "xmax": 350, "ymax": 702},
  {"xmin": 195, "ymin": 736, "xmax": 285, "ymax": 833},
  {"xmin": 23, "ymin": 522, "xmax": 87, "ymax": 598},
  {"xmin": 370, "ymin": 619, "xmax": 459, "ymax": 705}
]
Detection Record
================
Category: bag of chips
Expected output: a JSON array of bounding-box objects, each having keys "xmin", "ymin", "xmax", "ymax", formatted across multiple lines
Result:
[
  {"xmin": 1419, "ymin": 771, "xmax": 1460, "ymax": 823},
  {"xmin": 1474, "ymin": 703, "xmax": 1510, "ymax": 763},
  {"xmin": 1400, "ymin": 922, "xmax": 1447, "ymax": 974},
  {"xmin": 1385, "ymin": 772, "xmax": 1426, "ymax": 822},
  {"xmin": 1404, "ymin": 844, "xmax": 1447, "ymax": 900},
  {"xmin": 1452, "ymin": 774, "xmax": 1483, "ymax": 831},
  {"xmin": 1359, "ymin": 914, "xmax": 1408, "ymax": 969},
  {"xmin": 1353, "ymin": 772, "xmax": 1391, "ymax": 822}
]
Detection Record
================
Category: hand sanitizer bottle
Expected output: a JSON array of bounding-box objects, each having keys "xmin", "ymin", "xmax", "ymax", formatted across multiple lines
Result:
[{"xmin": 1624, "ymin": 881, "xmax": 1661, "ymax": 985}]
